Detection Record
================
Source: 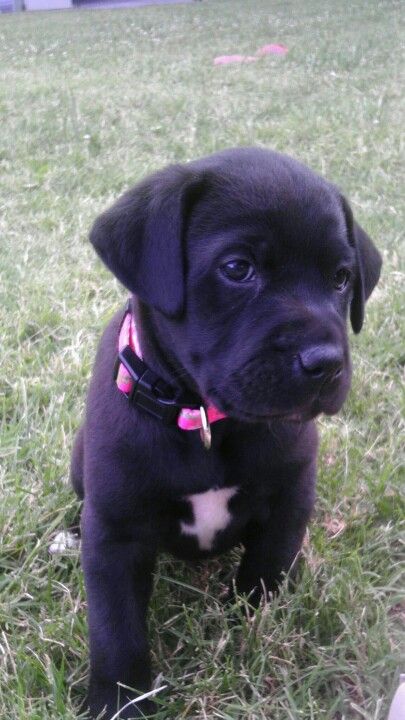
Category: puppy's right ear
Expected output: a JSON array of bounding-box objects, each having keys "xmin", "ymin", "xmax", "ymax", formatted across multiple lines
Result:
[
  {"xmin": 90, "ymin": 165, "xmax": 206, "ymax": 318},
  {"xmin": 340, "ymin": 196, "xmax": 382, "ymax": 333}
]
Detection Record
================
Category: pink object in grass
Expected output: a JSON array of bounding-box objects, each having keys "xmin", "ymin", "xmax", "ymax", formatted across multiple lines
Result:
[
  {"xmin": 256, "ymin": 44, "xmax": 288, "ymax": 56},
  {"xmin": 214, "ymin": 54, "xmax": 258, "ymax": 65}
]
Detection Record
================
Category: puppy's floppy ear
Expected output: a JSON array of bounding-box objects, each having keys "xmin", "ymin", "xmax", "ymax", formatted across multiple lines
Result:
[
  {"xmin": 90, "ymin": 165, "xmax": 206, "ymax": 317},
  {"xmin": 340, "ymin": 196, "xmax": 382, "ymax": 334}
]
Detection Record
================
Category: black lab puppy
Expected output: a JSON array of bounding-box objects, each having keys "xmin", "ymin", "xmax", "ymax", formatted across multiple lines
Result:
[{"xmin": 70, "ymin": 148, "xmax": 381, "ymax": 718}]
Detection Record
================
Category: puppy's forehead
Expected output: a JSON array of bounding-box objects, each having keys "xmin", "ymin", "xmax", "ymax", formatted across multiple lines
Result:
[
  {"xmin": 188, "ymin": 150, "xmax": 346, "ymax": 254},
  {"xmin": 190, "ymin": 147, "xmax": 335, "ymax": 204}
]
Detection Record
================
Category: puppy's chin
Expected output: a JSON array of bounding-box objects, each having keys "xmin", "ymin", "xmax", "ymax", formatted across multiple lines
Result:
[{"xmin": 313, "ymin": 396, "xmax": 348, "ymax": 417}]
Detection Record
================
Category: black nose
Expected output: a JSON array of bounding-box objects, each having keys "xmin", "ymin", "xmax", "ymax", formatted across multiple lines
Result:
[{"xmin": 298, "ymin": 345, "xmax": 344, "ymax": 381}]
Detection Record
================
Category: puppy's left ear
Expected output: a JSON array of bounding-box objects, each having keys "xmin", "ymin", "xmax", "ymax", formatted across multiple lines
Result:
[
  {"xmin": 341, "ymin": 196, "xmax": 382, "ymax": 334},
  {"xmin": 90, "ymin": 165, "xmax": 207, "ymax": 318}
]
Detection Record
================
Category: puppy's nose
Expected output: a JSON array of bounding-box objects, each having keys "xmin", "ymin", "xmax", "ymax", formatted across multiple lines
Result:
[{"xmin": 298, "ymin": 345, "xmax": 343, "ymax": 381}]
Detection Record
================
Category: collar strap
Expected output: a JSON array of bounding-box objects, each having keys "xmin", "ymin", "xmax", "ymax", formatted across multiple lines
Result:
[{"xmin": 114, "ymin": 301, "xmax": 227, "ymax": 432}]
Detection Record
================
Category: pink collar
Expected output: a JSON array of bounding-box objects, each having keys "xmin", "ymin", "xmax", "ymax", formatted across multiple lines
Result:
[{"xmin": 116, "ymin": 304, "xmax": 227, "ymax": 437}]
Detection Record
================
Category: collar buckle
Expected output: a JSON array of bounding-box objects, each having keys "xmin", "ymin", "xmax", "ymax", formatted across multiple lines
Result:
[
  {"xmin": 116, "ymin": 346, "xmax": 180, "ymax": 424},
  {"xmin": 116, "ymin": 345, "xmax": 201, "ymax": 425}
]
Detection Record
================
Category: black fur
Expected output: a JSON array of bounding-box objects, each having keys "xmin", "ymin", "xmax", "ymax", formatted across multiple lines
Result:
[{"xmin": 71, "ymin": 148, "xmax": 381, "ymax": 718}]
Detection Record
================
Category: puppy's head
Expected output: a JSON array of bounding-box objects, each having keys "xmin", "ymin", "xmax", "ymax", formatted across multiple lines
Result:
[{"xmin": 90, "ymin": 148, "xmax": 382, "ymax": 423}]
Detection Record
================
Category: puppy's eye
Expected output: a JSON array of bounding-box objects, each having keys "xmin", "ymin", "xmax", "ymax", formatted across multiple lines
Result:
[
  {"xmin": 334, "ymin": 268, "xmax": 351, "ymax": 290},
  {"xmin": 220, "ymin": 260, "xmax": 256, "ymax": 282}
]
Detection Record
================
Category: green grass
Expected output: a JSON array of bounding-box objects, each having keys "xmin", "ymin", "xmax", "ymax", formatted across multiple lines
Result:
[{"xmin": 1, "ymin": 1, "xmax": 404, "ymax": 718}]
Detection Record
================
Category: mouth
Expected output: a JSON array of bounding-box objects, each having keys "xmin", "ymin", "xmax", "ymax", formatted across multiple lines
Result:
[
  {"xmin": 207, "ymin": 391, "xmax": 315, "ymax": 424},
  {"xmin": 238, "ymin": 408, "xmax": 308, "ymax": 423}
]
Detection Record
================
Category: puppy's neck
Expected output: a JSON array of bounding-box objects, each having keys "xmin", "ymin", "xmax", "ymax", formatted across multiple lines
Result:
[{"xmin": 132, "ymin": 297, "xmax": 199, "ymax": 398}]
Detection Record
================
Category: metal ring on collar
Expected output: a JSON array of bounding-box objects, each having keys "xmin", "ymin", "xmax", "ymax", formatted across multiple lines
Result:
[{"xmin": 199, "ymin": 405, "xmax": 211, "ymax": 450}]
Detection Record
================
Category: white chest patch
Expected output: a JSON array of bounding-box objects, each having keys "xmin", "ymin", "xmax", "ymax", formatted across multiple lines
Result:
[{"xmin": 180, "ymin": 486, "xmax": 238, "ymax": 551}]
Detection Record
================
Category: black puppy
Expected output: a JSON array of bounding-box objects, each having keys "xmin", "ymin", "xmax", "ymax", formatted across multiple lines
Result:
[{"xmin": 71, "ymin": 147, "xmax": 381, "ymax": 719}]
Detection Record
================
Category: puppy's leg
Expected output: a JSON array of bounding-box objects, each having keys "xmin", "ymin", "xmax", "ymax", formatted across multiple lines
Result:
[
  {"xmin": 234, "ymin": 462, "xmax": 316, "ymax": 607},
  {"xmin": 81, "ymin": 501, "xmax": 156, "ymax": 720}
]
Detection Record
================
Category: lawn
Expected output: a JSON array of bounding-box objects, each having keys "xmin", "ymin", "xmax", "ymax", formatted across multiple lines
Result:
[{"xmin": 0, "ymin": 0, "xmax": 404, "ymax": 718}]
